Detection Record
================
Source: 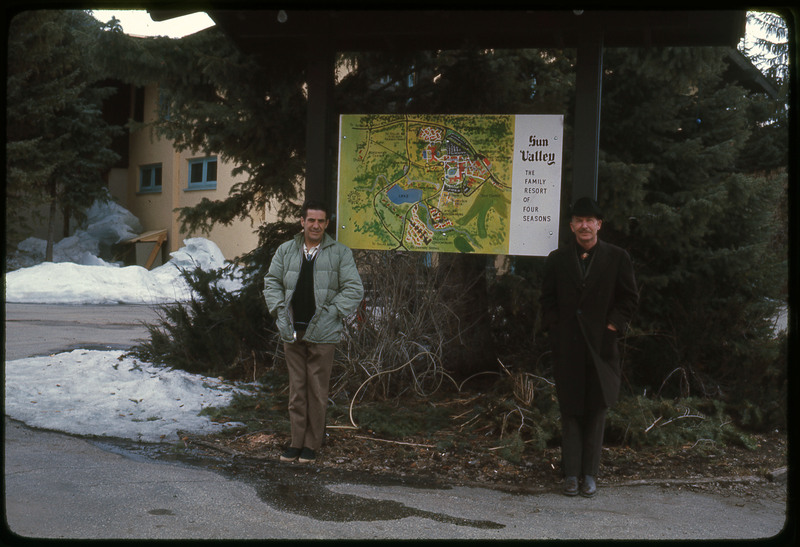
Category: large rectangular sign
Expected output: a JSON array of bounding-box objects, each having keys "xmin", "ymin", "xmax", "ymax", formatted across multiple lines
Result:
[{"xmin": 337, "ymin": 114, "xmax": 563, "ymax": 256}]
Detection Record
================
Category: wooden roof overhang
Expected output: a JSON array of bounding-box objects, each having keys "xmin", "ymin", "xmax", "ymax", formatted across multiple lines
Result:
[{"xmin": 201, "ymin": 10, "xmax": 745, "ymax": 51}]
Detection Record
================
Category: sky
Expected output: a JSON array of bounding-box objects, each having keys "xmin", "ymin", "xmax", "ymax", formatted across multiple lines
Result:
[
  {"xmin": 90, "ymin": 9, "xmax": 215, "ymax": 38},
  {"xmin": 5, "ymin": 201, "xmax": 251, "ymax": 444}
]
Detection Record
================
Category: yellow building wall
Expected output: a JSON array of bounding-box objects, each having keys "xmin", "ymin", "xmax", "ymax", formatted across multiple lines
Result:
[
  {"xmin": 124, "ymin": 83, "xmax": 271, "ymax": 261},
  {"xmin": 106, "ymin": 168, "xmax": 128, "ymax": 204}
]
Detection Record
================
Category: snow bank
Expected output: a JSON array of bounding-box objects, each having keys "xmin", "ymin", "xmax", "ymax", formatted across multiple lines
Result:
[
  {"xmin": 8, "ymin": 194, "xmax": 144, "ymax": 269},
  {"xmin": 4, "ymin": 350, "xmax": 252, "ymax": 443},
  {"xmin": 5, "ymin": 238, "xmax": 242, "ymax": 304}
]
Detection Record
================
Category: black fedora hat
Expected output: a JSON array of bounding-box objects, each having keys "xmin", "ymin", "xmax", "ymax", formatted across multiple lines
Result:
[{"xmin": 570, "ymin": 197, "xmax": 604, "ymax": 220}]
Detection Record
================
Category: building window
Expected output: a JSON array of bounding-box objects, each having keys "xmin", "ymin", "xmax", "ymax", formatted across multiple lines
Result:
[
  {"xmin": 157, "ymin": 89, "xmax": 171, "ymax": 121},
  {"xmin": 139, "ymin": 163, "xmax": 162, "ymax": 193},
  {"xmin": 186, "ymin": 157, "xmax": 217, "ymax": 190}
]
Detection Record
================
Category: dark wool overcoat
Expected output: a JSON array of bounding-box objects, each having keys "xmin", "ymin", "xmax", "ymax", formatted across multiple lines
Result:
[{"xmin": 540, "ymin": 239, "xmax": 639, "ymax": 415}]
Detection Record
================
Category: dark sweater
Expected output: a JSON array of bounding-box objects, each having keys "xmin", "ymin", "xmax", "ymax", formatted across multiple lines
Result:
[{"xmin": 291, "ymin": 254, "xmax": 316, "ymax": 329}]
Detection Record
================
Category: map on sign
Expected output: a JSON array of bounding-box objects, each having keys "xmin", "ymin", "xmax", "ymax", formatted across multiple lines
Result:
[{"xmin": 337, "ymin": 114, "xmax": 563, "ymax": 256}]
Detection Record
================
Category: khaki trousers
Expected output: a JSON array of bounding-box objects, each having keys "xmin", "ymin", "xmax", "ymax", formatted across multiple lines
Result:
[{"xmin": 283, "ymin": 339, "xmax": 336, "ymax": 450}]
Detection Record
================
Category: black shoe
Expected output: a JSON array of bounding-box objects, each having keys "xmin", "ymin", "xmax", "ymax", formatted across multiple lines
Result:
[
  {"xmin": 280, "ymin": 447, "xmax": 301, "ymax": 462},
  {"xmin": 580, "ymin": 475, "xmax": 597, "ymax": 498},
  {"xmin": 298, "ymin": 447, "xmax": 316, "ymax": 463},
  {"xmin": 562, "ymin": 476, "xmax": 579, "ymax": 496}
]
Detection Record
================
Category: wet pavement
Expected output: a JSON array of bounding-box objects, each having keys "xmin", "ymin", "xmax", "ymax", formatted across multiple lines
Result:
[
  {"xmin": 5, "ymin": 415, "xmax": 788, "ymax": 540},
  {"xmin": 3, "ymin": 303, "xmax": 791, "ymax": 540}
]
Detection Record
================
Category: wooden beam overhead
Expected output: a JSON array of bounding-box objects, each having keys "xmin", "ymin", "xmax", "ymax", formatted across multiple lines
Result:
[{"xmin": 203, "ymin": 10, "xmax": 746, "ymax": 54}]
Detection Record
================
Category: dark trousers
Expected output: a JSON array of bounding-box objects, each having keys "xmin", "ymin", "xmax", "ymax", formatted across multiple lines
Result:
[
  {"xmin": 561, "ymin": 408, "xmax": 607, "ymax": 477},
  {"xmin": 561, "ymin": 345, "xmax": 607, "ymax": 477}
]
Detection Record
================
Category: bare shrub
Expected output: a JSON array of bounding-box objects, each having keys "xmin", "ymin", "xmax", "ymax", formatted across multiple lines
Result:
[{"xmin": 333, "ymin": 250, "xmax": 464, "ymax": 405}]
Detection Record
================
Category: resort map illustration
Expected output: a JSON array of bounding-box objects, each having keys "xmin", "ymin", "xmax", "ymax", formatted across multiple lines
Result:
[{"xmin": 337, "ymin": 114, "xmax": 563, "ymax": 256}]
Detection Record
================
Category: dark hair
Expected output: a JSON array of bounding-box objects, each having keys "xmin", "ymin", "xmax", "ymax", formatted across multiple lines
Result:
[{"xmin": 300, "ymin": 200, "xmax": 329, "ymax": 220}]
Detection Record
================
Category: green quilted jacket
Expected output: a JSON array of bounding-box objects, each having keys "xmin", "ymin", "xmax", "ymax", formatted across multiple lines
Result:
[{"xmin": 263, "ymin": 232, "xmax": 364, "ymax": 343}]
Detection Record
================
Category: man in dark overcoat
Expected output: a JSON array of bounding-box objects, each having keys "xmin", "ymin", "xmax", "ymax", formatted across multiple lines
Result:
[{"xmin": 540, "ymin": 197, "xmax": 638, "ymax": 497}]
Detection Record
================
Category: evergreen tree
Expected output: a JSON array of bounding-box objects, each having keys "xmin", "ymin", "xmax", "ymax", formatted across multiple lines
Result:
[
  {"xmin": 737, "ymin": 11, "xmax": 790, "ymax": 174},
  {"xmin": 597, "ymin": 46, "xmax": 787, "ymax": 409},
  {"xmin": 744, "ymin": 10, "xmax": 790, "ymax": 93},
  {"xmin": 6, "ymin": 10, "xmax": 121, "ymax": 260}
]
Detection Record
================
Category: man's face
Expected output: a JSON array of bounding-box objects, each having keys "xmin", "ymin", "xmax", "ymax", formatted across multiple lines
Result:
[
  {"xmin": 569, "ymin": 215, "xmax": 602, "ymax": 247},
  {"xmin": 301, "ymin": 209, "xmax": 329, "ymax": 245}
]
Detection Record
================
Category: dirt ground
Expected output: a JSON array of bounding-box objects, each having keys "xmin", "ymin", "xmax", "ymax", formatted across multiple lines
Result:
[{"xmin": 188, "ymin": 425, "xmax": 788, "ymax": 502}]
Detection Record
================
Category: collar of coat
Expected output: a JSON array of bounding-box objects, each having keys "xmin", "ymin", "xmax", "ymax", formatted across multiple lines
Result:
[
  {"xmin": 568, "ymin": 239, "xmax": 611, "ymax": 285},
  {"xmin": 293, "ymin": 231, "xmax": 337, "ymax": 251}
]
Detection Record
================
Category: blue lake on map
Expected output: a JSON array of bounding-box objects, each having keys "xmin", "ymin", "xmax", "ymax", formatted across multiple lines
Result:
[{"xmin": 386, "ymin": 184, "xmax": 423, "ymax": 204}]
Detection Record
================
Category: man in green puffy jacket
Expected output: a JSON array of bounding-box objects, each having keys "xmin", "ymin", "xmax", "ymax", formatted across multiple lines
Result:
[{"xmin": 264, "ymin": 200, "xmax": 364, "ymax": 464}]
